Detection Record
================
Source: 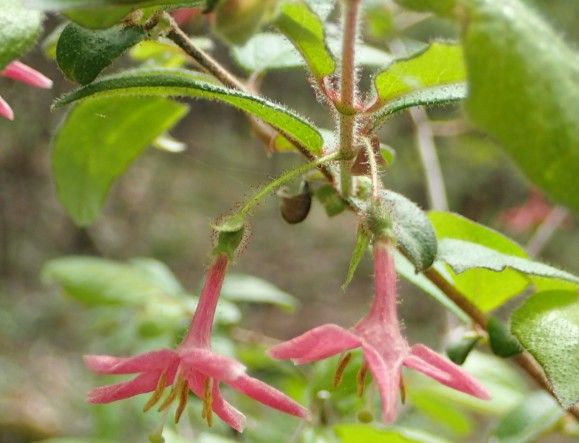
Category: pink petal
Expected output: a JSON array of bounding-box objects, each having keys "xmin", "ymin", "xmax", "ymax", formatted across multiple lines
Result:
[
  {"xmin": 269, "ymin": 324, "xmax": 361, "ymax": 364},
  {"xmin": 180, "ymin": 348, "xmax": 246, "ymax": 382},
  {"xmin": 1, "ymin": 61, "xmax": 52, "ymax": 89},
  {"xmin": 88, "ymin": 372, "xmax": 161, "ymax": 403},
  {"xmin": 362, "ymin": 344, "xmax": 401, "ymax": 423},
  {"xmin": 212, "ymin": 383, "xmax": 247, "ymax": 432},
  {"xmin": 84, "ymin": 349, "xmax": 178, "ymax": 374},
  {"xmin": 0, "ymin": 95, "xmax": 14, "ymax": 121},
  {"xmin": 228, "ymin": 374, "xmax": 308, "ymax": 418},
  {"xmin": 404, "ymin": 344, "xmax": 490, "ymax": 400}
]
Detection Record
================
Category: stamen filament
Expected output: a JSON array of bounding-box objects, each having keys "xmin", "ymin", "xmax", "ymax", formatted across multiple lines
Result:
[
  {"xmin": 174, "ymin": 378, "xmax": 190, "ymax": 423},
  {"xmin": 333, "ymin": 352, "xmax": 353, "ymax": 387},
  {"xmin": 158, "ymin": 376, "xmax": 186, "ymax": 412},
  {"xmin": 202, "ymin": 378, "xmax": 214, "ymax": 427},
  {"xmin": 356, "ymin": 363, "xmax": 368, "ymax": 397},
  {"xmin": 143, "ymin": 371, "xmax": 168, "ymax": 412}
]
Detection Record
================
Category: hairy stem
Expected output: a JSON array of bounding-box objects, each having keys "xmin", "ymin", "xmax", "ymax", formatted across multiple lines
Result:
[
  {"xmin": 424, "ymin": 267, "xmax": 579, "ymax": 420},
  {"xmin": 238, "ymin": 152, "xmax": 340, "ymax": 218},
  {"xmin": 338, "ymin": 0, "xmax": 361, "ymax": 197}
]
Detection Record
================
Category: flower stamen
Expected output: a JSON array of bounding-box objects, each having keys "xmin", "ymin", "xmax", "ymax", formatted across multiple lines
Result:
[
  {"xmin": 333, "ymin": 352, "xmax": 353, "ymax": 388},
  {"xmin": 158, "ymin": 376, "xmax": 186, "ymax": 412},
  {"xmin": 174, "ymin": 378, "xmax": 190, "ymax": 423},
  {"xmin": 201, "ymin": 377, "xmax": 214, "ymax": 427},
  {"xmin": 399, "ymin": 376, "xmax": 406, "ymax": 404},
  {"xmin": 356, "ymin": 363, "xmax": 368, "ymax": 397},
  {"xmin": 143, "ymin": 371, "xmax": 168, "ymax": 412}
]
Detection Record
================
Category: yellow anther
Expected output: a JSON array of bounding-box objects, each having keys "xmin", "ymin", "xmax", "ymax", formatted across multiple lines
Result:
[
  {"xmin": 399, "ymin": 376, "xmax": 406, "ymax": 404},
  {"xmin": 174, "ymin": 377, "xmax": 189, "ymax": 423},
  {"xmin": 158, "ymin": 376, "xmax": 186, "ymax": 412},
  {"xmin": 333, "ymin": 352, "xmax": 353, "ymax": 388},
  {"xmin": 143, "ymin": 371, "xmax": 168, "ymax": 412},
  {"xmin": 202, "ymin": 377, "xmax": 214, "ymax": 427},
  {"xmin": 356, "ymin": 363, "xmax": 368, "ymax": 397}
]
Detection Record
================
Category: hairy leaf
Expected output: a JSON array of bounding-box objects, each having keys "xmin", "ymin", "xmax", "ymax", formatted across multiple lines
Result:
[
  {"xmin": 373, "ymin": 42, "xmax": 465, "ymax": 105},
  {"xmin": 342, "ymin": 226, "xmax": 370, "ymax": 290},
  {"xmin": 511, "ymin": 291, "xmax": 579, "ymax": 408},
  {"xmin": 275, "ymin": 0, "xmax": 335, "ymax": 80},
  {"xmin": 380, "ymin": 190, "xmax": 437, "ymax": 272},
  {"xmin": 430, "ymin": 211, "xmax": 529, "ymax": 312},
  {"xmin": 53, "ymin": 68, "xmax": 324, "ymax": 154},
  {"xmin": 0, "ymin": 0, "xmax": 43, "ymax": 69},
  {"xmin": 28, "ymin": 0, "xmax": 206, "ymax": 9},
  {"xmin": 63, "ymin": 8, "xmax": 135, "ymax": 29},
  {"xmin": 53, "ymin": 96, "xmax": 188, "ymax": 225},
  {"xmin": 57, "ymin": 23, "xmax": 145, "ymax": 84},
  {"xmin": 460, "ymin": 0, "xmax": 579, "ymax": 211},
  {"xmin": 487, "ymin": 316, "xmax": 522, "ymax": 358},
  {"xmin": 372, "ymin": 84, "xmax": 466, "ymax": 129}
]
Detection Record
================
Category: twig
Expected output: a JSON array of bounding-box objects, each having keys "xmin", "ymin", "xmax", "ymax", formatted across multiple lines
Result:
[{"xmin": 526, "ymin": 206, "xmax": 568, "ymax": 257}]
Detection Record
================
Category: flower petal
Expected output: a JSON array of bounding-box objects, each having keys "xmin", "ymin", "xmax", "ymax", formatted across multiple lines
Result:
[
  {"xmin": 0, "ymin": 95, "xmax": 14, "ymax": 121},
  {"xmin": 362, "ymin": 344, "xmax": 401, "ymax": 423},
  {"xmin": 87, "ymin": 372, "xmax": 161, "ymax": 403},
  {"xmin": 212, "ymin": 383, "xmax": 247, "ymax": 432},
  {"xmin": 84, "ymin": 349, "xmax": 178, "ymax": 374},
  {"xmin": 1, "ymin": 61, "xmax": 53, "ymax": 88},
  {"xmin": 404, "ymin": 344, "xmax": 491, "ymax": 400},
  {"xmin": 269, "ymin": 324, "xmax": 361, "ymax": 364},
  {"xmin": 228, "ymin": 374, "xmax": 308, "ymax": 418},
  {"xmin": 180, "ymin": 348, "xmax": 246, "ymax": 382}
]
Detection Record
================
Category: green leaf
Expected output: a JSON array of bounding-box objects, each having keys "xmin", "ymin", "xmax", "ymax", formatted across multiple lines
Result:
[
  {"xmin": 511, "ymin": 290, "xmax": 579, "ymax": 408},
  {"xmin": 372, "ymin": 84, "xmax": 466, "ymax": 130},
  {"xmin": 492, "ymin": 391, "xmax": 564, "ymax": 443},
  {"xmin": 57, "ymin": 23, "xmax": 145, "ymax": 85},
  {"xmin": 232, "ymin": 32, "xmax": 391, "ymax": 73},
  {"xmin": 316, "ymin": 184, "xmax": 347, "ymax": 217},
  {"xmin": 275, "ymin": 0, "xmax": 336, "ymax": 80},
  {"xmin": 42, "ymin": 256, "xmax": 181, "ymax": 305},
  {"xmin": 394, "ymin": 0, "xmax": 456, "ymax": 15},
  {"xmin": 460, "ymin": 0, "xmax": 579, "ymax": 211},
  {"xmin": 487, "ymin": 316, "xmax": 522, "ymax": 358},
  {"xmin": 438, "ymin": 239, "xmax": 579, "ymax": 285},
  {"xmin": 53, "ymin": 68, "xmax": 324, "ymax": 155},
  {"xmin": 0, "ymin": 0, "xmax": 43, "ymax": 69},
  {"xmin": 429, "ymin": 211, "xmax": 529, "ymax": 312},
  {"xmin": 379, "ymin": 190, "xmax": 437, "ymax": 272},
  {"xmin": 373, "ymin": 42, "xmax": 466, "ymax": 105},
  {"xmin": 342, "ymin": 226, "xmax": 370, "ymax": 290},
  {"xmin": 335, "ymin": 424, "xmax": 451, "ymax": 443},
  {"xmin": 63, "ymin": 8, "xmax": 135, "ymax": 29},
  {"xmin": 446, "ymin": 335, "xmax": 481, "ymax": 365},
  {"xmin": 395, "ymin": 251, "xmax": 468, "ymax": 322},
  {"xmin": 220, "ymin": 273, "xmax": 298, "ymax": 311},
  {"xmin": 53, "ymin": 96, "xmax": 188, "ymax": 225},
  {"xmin": 29, "ymin": 0, "xmax": 206, "ymax": 9}
]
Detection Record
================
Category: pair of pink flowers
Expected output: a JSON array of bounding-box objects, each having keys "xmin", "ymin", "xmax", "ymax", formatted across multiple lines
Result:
[
  {"xmin": 87, "ymin": 240, "xmax": 489, "ymax": 431},
  {"xmin": 0, "ymin": 61, "xmax": 52, "ymax": 121}
]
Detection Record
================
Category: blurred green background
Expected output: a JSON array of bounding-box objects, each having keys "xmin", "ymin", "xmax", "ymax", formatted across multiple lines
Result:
[{"xmin": 0, "ymin": 1, "xmax": 577, "ymax": 442}]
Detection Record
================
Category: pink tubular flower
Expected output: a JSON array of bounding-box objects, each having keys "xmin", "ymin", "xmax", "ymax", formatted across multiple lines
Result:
[
  {"xmin": 1, "ymin": 61, "xmax": 52, "ymax": 121},
  {"xmin": 85, "ymin": 254, "xmax": 307, "ymax": 432},
  {"xmin": 269, "ymin": 239, "xmax": 490, "ymax": 423}
]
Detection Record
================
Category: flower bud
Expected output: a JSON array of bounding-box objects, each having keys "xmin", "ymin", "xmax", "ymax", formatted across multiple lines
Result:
[{"xmin": 278, "ymin": 181, "xmax": 312, "ymax": 224}]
